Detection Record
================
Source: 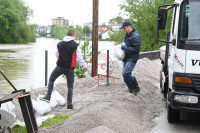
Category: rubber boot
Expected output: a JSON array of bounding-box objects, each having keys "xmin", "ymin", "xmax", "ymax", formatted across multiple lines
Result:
[
  {"xmin": 131, "ymin": 78, "xmax": 140, "ymax": 96},
  {"xmin": 128, "ymin": 87, "xmax": 134, "ymax": 93}
]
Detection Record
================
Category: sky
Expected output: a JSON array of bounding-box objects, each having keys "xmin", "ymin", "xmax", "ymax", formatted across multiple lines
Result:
[{"xmin": 24, "ymin": 0, "xmax": 125, "ymax": 26}]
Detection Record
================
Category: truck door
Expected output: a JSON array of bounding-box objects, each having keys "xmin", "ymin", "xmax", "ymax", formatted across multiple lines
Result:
[{"xmin": 178, "ymin": 1, "xmax": 200, "ymax": 74}]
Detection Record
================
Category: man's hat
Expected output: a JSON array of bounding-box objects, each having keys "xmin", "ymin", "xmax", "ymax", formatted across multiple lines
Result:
[{"xmin": 120, "ymin": 21, "xmax": 132, "ymax": 29}]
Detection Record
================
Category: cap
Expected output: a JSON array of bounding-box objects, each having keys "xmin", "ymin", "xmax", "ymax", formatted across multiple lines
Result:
[{"xmin": 120, "ymin": 21, "xmax": 132, "ymax": 29}]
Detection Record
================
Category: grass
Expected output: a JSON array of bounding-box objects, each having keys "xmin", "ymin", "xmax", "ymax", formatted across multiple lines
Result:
[{"xmin": 11, "ymin": 114, "xmax": 71, "ymax": 133}]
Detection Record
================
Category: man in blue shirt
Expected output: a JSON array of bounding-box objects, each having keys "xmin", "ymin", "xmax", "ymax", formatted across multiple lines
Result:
[{"xmin": 120, "ymin": 21, "xmax": 142, "ymax": 96}]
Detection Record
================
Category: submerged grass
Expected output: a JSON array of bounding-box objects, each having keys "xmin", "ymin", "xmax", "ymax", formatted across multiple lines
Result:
[{"xmin": 11, "ymin": 114, "xmax": 71, "ymax": 133}]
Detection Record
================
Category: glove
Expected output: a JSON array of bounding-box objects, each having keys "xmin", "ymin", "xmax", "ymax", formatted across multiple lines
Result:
[{"xmin": 121, "ymin": 45, "xmax": 127, "ymax": 50}]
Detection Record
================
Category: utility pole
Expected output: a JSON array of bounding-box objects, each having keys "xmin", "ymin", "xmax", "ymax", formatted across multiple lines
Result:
[{"xmin": 92, "ymin": 0, "xmax": 99, "ymax": 77}]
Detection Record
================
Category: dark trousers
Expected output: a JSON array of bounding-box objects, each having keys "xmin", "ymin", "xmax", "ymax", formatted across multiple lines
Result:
[
  {"xmin": 47, "ymin": 66, "xmax": 74, "ymax": 105},
  {"xmin": 122, "ymin": 61, "xmax": 136, "ymax": 88}
]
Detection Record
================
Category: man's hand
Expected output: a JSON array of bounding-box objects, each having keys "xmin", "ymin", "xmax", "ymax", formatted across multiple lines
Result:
[{"xmin": 121, "ymin": 45, "xmax": 127, "ymax": 50}]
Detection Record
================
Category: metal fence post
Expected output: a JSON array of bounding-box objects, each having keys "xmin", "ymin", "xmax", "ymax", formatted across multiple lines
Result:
[
  {"xmin": 0, "ymin": 78, "xmax": 2, "ymax": 97},
  {"xmin": 106, "ymin": 50, "xmax": 109, "ymax": 86},
  {"xmin": 45, "ymin": 50, "xmax": 48, "ymax": 86}
]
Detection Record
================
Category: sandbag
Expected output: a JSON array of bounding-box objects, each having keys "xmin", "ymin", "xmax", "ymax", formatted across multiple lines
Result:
[
  {"xmin": 114, "ymin": 44, "xmax": 125, "ymax": 61},
  {"xmin": 51, "ymin": 91, "xmax": 65, "ymax": 106},
  {"xmin": 49, "ymin": 97, "xmax": 57, "ymax": 108},
  {"xmin": 1, "ymin": 101, "xmax": 16, "ymax": 118},
  {"xmin": 32, "ymin": 97, "xmax": 51, "ymax": 115}
]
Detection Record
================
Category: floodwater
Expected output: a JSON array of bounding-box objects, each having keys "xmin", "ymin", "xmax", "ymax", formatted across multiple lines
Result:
[{"xmin": 0, "ymin": 38, "xmax": 116, "ymax": 93}]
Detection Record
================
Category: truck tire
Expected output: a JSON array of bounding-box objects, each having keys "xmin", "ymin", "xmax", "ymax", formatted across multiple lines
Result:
[
  {"xmin": 167, "ymin": 103, "xmax": 180, "ymax": 123},
  {"xmin": 160, "ymin": 69, "xmax": 164, "ymax": 93},
  {"xmin": 163, "ymin": 82, "xmax": 168, "ymax": 98},
  {"xmin": 160, "ymin": 65, "xmax": 168, "ymax": 98}
]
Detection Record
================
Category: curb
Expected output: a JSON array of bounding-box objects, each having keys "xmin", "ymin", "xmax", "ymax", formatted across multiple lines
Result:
[{"xmin": 139, "ymin": 50, "xmax": 160, "ymax": 60}]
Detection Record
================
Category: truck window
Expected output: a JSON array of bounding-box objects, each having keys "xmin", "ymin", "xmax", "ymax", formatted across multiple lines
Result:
[{"xmin": 179, "ymin": 0, "xmax": 200, "ymax": 44}]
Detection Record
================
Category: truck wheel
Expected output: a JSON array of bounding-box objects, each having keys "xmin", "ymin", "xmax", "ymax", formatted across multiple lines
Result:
[
  {"xmin": 160, "ymin": 70, "xmax": 164, "ymax": 93},
  {"xmin": 167, "ymin": 103, "xmax": 180, "ymax": 123},
  {"xmin": 163, "ymin": 82, "xmax": 168, "ymax": 98},
  {"xmin": 160, "ymin": 67, "xmax": 164, "ymax": 93},
  {"xmin": 160, "ymin": 65, "xmax": 168, "ymax": 98}
]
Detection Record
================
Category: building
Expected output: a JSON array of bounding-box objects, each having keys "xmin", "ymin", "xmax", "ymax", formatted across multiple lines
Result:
[
  {"xmin": 35, "ymin": 25, "xmax": 52, "ymax": 38},
  {"xmin": 101, "ymin": 30, "xmax": 113, "ymax": 40},
  {"xmin": 52, "ymin": 17, "xmax": 69, "ymax": 26},
  {"xmin": 46, "ymin": 25, "xmax": 52, "ymax": 38},
  {"xmin": 99, "ymin": 25, "xmax": 110, "ymax": 31}
]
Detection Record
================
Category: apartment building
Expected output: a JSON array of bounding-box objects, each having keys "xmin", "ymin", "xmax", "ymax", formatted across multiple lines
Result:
[{"xmin": 52, "ymin": 17, "xmax": 69, "ymax": 26}]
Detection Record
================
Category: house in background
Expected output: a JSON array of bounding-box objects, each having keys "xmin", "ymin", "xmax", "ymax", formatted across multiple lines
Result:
[
  {"xmin": 35, "ymin": 25, "xmax": 52, "ymax": 38},
  {"xmin": 98, "ymin": 24, "xmax": 119, "ymax": 40},
  {"xmin": 101, "ymin": 30, "xmax": 113, "ymax": 40},
  {"xmin": 99, "ymin": 25, "xmax": 110, "ymax": 31},
  {"xmin": 46, "ymin": 25, "xmax": 52, "ymax": 38}
]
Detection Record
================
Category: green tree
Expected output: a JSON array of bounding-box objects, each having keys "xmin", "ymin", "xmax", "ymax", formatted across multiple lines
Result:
[
  {"xmin": 40, "ymin": 30, "xmax": 46, "ymax": 37},
  {"xmin": 52, "ymin": 25, "xmax": 85, "ymax": 40},
  {"xmin": 83, "ymin": 26, "xmax": 91, "ymax": 38},
  {"xmin": 109, "ymin": 30, "xmax": 125, "ymax": 45},
  {"xmin": 110, "ymin": 0, "xmax": 174, "ymax": 51},
  {"xmin": 0, "ymin": 0, "xmax": 36, "ymax": 43},
  {"xmin": 51, "ymin": 25, "xmax": 56, "ymax": 38},
  {"xmin": 52, "ymin": 25, "xmax": 70, "ymax": 40},
  {"xmin": 74, "ymin": 25, "xmax": 83, "ymax": 39},
  {"xmin": 109, "ymin": 16, "xmax": 123, "ymax": 25}
]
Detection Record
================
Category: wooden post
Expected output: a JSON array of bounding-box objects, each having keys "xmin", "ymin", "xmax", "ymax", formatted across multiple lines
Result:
[
  {"xmin": 92, "ymin": 0, "xmax": 99, "ymax": 77},
  {"xmin": 97, "ymin": 74, "xmax": 99, "ymax": 87}
]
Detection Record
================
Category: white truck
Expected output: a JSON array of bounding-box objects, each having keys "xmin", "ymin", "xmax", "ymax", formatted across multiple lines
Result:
[{"xmin": 157, "ymin": 0, "xmax": 200, "ymax": 123}]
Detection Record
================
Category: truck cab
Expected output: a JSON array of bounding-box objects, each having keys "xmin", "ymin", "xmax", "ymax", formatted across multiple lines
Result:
[{"xmin": 157, "ymin": 0, "xmax": 200, "ymax": 122}]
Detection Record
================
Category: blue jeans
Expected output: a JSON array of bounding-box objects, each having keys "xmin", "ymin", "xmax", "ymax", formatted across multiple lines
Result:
[
  {"xmin": 122, "ymin": 61, "xmax": 136, "ymax": 89},
  {"xmin": 47, "ymin": 66, "xmax": 74, "ymax": 105}
]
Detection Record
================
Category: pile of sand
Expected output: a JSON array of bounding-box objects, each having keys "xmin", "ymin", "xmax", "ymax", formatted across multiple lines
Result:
[{"xmin": 14, "ymin": 58, "xmax": 164, "ymax": 133}]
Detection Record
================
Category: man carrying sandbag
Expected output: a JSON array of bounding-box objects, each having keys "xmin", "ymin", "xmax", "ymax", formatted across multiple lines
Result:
[{"xmin": 120, "ymin": 21, "xmax": 142, "ymax": 96}]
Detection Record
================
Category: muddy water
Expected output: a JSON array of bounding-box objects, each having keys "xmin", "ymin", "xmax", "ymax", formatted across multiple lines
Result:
[{"xmin": 0, "ymin": 38, "xmax": 116, "ymax": 93}]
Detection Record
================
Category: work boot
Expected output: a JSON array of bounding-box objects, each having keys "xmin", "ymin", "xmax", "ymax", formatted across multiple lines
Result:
[
  {"xmin": 131, "ymin": 78, "xmax": 140, "ymax": 96},
  {"xmin": 67, "ymin": 104, "xmax": 74, "ymax": 109},
  {"xmin": 128, "ymin": 87, "xmax": 134, "ymax": 93},
  {"xmin": 40, "ymin": 95, "xmax": 51, "ymax": 103}
]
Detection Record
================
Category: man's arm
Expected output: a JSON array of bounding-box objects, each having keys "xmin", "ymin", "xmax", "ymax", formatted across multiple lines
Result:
[{"xmin": 76, "ymin": 46, "xmax": 88, "ymax": 71}]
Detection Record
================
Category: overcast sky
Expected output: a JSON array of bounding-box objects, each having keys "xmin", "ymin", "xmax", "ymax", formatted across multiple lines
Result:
[{"xmin": 25, "ymin": 0, "xmax": 125, "ymax": 26}]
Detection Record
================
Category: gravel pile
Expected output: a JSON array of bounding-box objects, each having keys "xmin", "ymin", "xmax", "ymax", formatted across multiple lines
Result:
[{"xmin": 14, "ymin": 58, "xmax": 164, "ymax": 133}]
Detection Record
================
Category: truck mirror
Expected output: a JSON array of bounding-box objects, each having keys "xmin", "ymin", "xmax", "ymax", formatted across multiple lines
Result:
[
  {"xmin": 157, "ymin": 8, "xmax": 168, "ymax": 30},
  {"xmin": 172, "ymin": 39, "xmax": 176, "ymax": 46}
]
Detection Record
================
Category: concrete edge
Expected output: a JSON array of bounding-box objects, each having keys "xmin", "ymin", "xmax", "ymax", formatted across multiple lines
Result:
[{"xmin": 139, "ymin": 50, "xmax": 160, "ymax": 60}]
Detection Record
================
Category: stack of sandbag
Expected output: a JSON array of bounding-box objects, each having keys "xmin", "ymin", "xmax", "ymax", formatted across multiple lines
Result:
[
  {"xmin": 1, "ymin": 101, "xmax": 16, "ymax": 118},
  {"xmin": 32, "ymin": 90, "xmax": 65, "ymax": 115},
  {"xmin": 0, "ymin": 101, "xmax": 17, "ymax": 128}
]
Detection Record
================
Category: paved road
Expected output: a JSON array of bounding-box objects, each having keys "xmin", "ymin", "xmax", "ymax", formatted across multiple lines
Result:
[
  {"xmin": 151, "ymin": 103, "xmax": 200, "ymax": 133},
  {"xmin": 152, "ymin": 59, "xmax": 200, "ymax": 133}
]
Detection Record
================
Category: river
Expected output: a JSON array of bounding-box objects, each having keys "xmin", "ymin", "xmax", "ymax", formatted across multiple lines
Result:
[{"xmin": 0, "ymin": 38, "xmax": 116, "ymax": 93}]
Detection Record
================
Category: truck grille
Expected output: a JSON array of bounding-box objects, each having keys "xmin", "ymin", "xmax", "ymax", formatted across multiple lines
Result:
[{"xmin": 191, "ymin": 75, "xmax": 200, "ymax": 92}]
